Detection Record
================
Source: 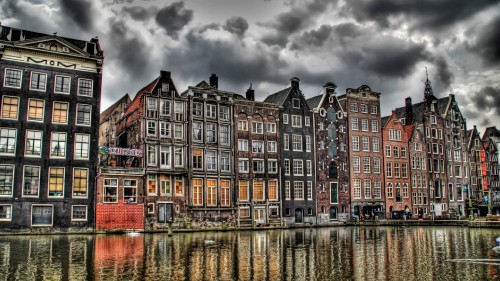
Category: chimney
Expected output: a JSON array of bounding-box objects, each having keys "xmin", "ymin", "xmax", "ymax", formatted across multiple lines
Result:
[
  {"xmin": 323, "ymin": 82, "xmax": 337, "ymax": 95},
  {"xmin": 246, "ymin": 83, "xmax": 255, "ymax": 101},
  {"xmin": 290, "ymin": 77, "xmax": 300, "ymax": 89},
  {"xmin": 209, "ymin": 73, "xmax": 218, "ymax": 89},
  {"xmin": 405, "ymin": 96, "xmax": 413, "ymax": 124},
  {"xmin": 160, "ymin": 70, "xmax": 171, "ymax": 78}
]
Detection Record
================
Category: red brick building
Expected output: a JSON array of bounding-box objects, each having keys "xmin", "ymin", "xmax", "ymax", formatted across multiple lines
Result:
[{"xmin": 382, "ymin": 111, "xmax": 412, "ymax": 218}]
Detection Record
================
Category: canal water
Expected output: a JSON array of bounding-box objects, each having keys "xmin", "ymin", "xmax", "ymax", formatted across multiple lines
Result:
[{"xmin": 0, "ymin": 227, "xmax": 499, "ymax": 280}]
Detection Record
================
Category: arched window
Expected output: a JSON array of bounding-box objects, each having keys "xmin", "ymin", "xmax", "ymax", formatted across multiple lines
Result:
[
  {"xmin": 321, "ymin": 206, "xmax": 326, "ymax": 213},
  {"xmin": 328, "ymin": 142, "xmax": 337, "ymax": 158},
  {"xmin": 328, "ymin": 123, "xmax": 337, "ymax": 139},
  {"xmin": 329, "ymin": 161, "xmax": 338, "ymax": 179},
  {"xmin": 327, "ymin": 107, "xmax": 336, "ymax": 122}
]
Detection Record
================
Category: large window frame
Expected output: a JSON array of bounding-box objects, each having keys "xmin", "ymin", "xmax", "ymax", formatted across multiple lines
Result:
[
  {"xmin": 48, "ymin": 167, "xmax": 65, "ymax": 198},
  {"xmin": 54, "ymin": 75, "xmax": 71, "ymax": 94},
  {"xmin": 23, "ymin": 165, "xmax": 40, "ymax": 197},
  {"xmin": 73, "ymin": 168, "xmax": 88, "ymax": 198},
  {"xmin": 0, "ymin": 165, "xmax": 14, "ymax": 197},
  {"xmin": 0, "ymin": 128, "xmax": 16, "ymax": 156},
  {"xmin": 4, "ymin": 68, "xmax": 22, "ymax": 88},
  {"xmin": 1, "ymin": 96, "xmax": 19, "ymax": 120},
  {"xmin": 76, "ymin": 104, "xmax": 92, "ymax": 126}
]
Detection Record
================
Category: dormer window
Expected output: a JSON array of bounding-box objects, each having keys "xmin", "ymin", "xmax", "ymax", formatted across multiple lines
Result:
[
  {"xmin": 292, "ymin": 98, "xmax": 300, "ymax": 109},
  {"xmin": 161, "ymin": 83, "xmax": 169, "ymax": 92}
]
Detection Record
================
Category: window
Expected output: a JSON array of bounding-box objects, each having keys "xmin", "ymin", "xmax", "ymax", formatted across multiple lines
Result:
[
  {"xmin": 293, "ymin": 159, "xmax": 303, "ymax": 175},
  {"xmin": 0, "ymin": 128, "xmax": 16, "ymax": 156},
  {"xmin": 363, "ymin": 157, "xmax": 370, "ymax": 173},
  {"xmin": 374, "ymin": 181, "xmax": 381, "ymax": 198},
  {"xmin": 284, "ymin": 159, "xmax": 290, "ymax": 175},
  {"xmin": 74, "ymin": 134, "xmax": 90, "ymax": 159},
  {"xmin": 206, "ymin": 151, "xmax": 217, "ymax": 170},
  {"xmin": 387, "ymin": 183, "xmax": 393, "ymax": 198},
  {"xmin": 283, "ymin": 114, "xmax": 289, "ymax": 124},
  {"xmin": 49, "ymin": 132, "xmax": 66, "ymax": 158},
  {"xmin": 192, "ymin": 149, "xmax": 203, "ymax": 169},
  {"xmin": 307, "ymin": 181, "xmax": 313, "ymax": 200},
  {"xmin": 385, "ymin": 145, "xmax": 391, "ymax": 157},
  {"xmin": 30, "ymin": 72, "xmax": 47, "ymax": 91},
  {"xmin": 361, "ymin": 119, "xmax": 368, "ymax": 131},
  {"xmin": 329, "ymin": 161, "xmax": 338, "ymax": 178},
  {"xmin": 73, "ymin": 168, "xmax": 88, "ymax": 198},
  {"xmin": 305, "ymin": 135, "xmax": 311, "ymax": 152},
  {"xmin": 352, "ymin": 118, "xmax": 358, "ymax": 130},
  {"xmin": 331, "ymin": 183, "xmax": 338, "ymax": 203},
  {"xmin": 104, "ymin": 178, "xmax": 118, "ymax": 203},
  {"xmin": 174, "ymin": 124, "xmax": 183, "ymax": 139},
  {"xmin": 403, "ymin": 183, "xmax": 409, "ymax": 198},
  {"xmin": 160, "ymin": 122, "xmax": 171, "ymax": 138},
  {"xmin": 360, "ymin": 104, "xmax": 368, "ymax": 113},
  {"xmin": 284, "ymin": 134, "xmax": 289, "ymax": 150},
  {"xmin": 401, "ymin": 146, "xmax": 407, "ymax": 158},
  {"xmin": 350, "ymin": 103, "xmax": 358, "ymax": 112},
  {"xmin": 364, "ymin": 180, "xmax": 371, "ymax": 199},
  {"xmin": 32, "ymin": 205, "xmax": 53, "ymax": 226},
  {"xmin": 0, "ymin": 205, "xmax": 12, "ymax": 221},
  {"xmin": 175, "ymin": 177, "xmax": 184, "ymax": 196},
  {"xmin": 220, "ymin": 106, "xmax": 230, "ymax": 120},
  {"xmin": 371, "ymin": 120, "xmax": 378, "ymax": 132},
  {"xmin": 292, "ymin": 135, "xmax": 302, "ymax": 151},
  {"xmin": 389, "ymin": 129, "xmax": 402, "ymax": 141},
  {"xmin": 238, "ymin": 120, "xmax": 248, "ymax": 131},
  {"xmin": 354, "ymin": 180, "xmax": 361, "ymax": 199},
  {"xmin": 76, "ymin": 104, "xmax": 91, "ymax": 126},
  {"xmin": 393, "ymin": 146, "xmax": 399, "ymax": 158},
  {"xmin": 0, "ymin": 165, "xmax": 14, "ymax": 196},
  {"xmin": 239, "ymin": 180, "xmax": 249, "ymax": 201},
  {"xmin": 253, "ymin": 180, "xmax": 264, "ymax": 201},
  {"xmin": 1, "ymin": 96, "xmax": 19, "ymax": 119},
  {"xmin": 147, "ymin": 175, "xmax": 157, "ymax": 195},
  {"xmin": 160, "ymin": 176, "xmax": 171, "ymax": 195},
  {"xmin": 305, "ymin": 116, "xmax": 310, "ymax": 126},
  {"xmin": 253, "ymin": 159, "xmax": 264, "ymax": 173},
  {"xmin": 370, "ymin": 105, "xmax": 377, "ymax": 114},
  {"xmin": 252, "ymin": 122, "xmax": 263, "ymax": 134},
  {"xmin": 161, "ymin": 100, "xmax": 171, "ymax": 116},
  {"xmin": 238, "ymin": 139, "xmax": 248, "ymax": 151},
  {"xmin": 306, "ymin": 160, "xmax": 312, "ymax": 176},
  {"xmin": 362, "ymin": 137, "xmax": 369, "ymax": 151},
  {"xmin": 193, "ymin": 102, "xmax": 203, "ymax": 117},
  {"xmin": 147, "ymin": 120, "xmax": 157, "ymax": 136},
  {"xmin": 292, "ymin": 98, "xmax": 300, "ymax": 108},
  {"xmin": 207, "ymin": 104, "xmax": 216, "ymax": 118},
  {"xmin": 373, "ymin": 158, "xmax": 380, "ymax": 173},
  {"xmin": 27, "ymin": 99, "xmax": 44, "ymax": 122},
  {"xmin": 267, "ymin": 141, "xmax": 277, "ymax": 153},
  {"xmin": 352, "ymin": 136, "xmax": 359, "ymax": 151},
  {"xmin": 431, "ymin": 115, "xmax": 436, "ymax": 124},
  {"xmin": 55, "ymin": 75, "xmax": 71, "ymax": 94},
  {"xmin": 353, "ymin": 156, "xmax": 360, "ymax": 173},
  {"xmin": 206, "ymin": 179, "xmax": 217, "ymax": 206},
  {"xmin": 160, "ymin": 146, "xmax": 171, "ymax": 169},
  {"xmin": 193, "ymin": 122, "xmax": 203, "ymax": 141},
  {"xmin": 23, "ymin": 166, "xmax": 40, "ymax": 197},
  {"xmin": 252, "ymin": 140, "xmax": 264, "ymax": 153},
  {"xmin": 174, "ymin": 147, "xmax": 183, "ymax": 167},
  {"xmin": 394, "ymin": 162, "xmax": 400, "ymax": 178},
  {"xmin": 220, "ymin": 125, "xmax": 230, "ymax": 145},
  {"xmin": 372, "ymin": 137, "xmax": 379, "ymax": 152},
  {"xmin": 221, "ymin": 151, "xmax": 230, "ymax": 172},
  {"xmin": 4, "ymin": 68, "xmax": 22, "ymax": 88},
  {"xmin": 25, "ymin": 130, "xmax": 42, "ymax": 157},
  {"xmin": 78, "ymin": 79, "xmax": 93, "ymax": 96},
  {"xmin": 267, "ymin": 122, "xmax": 277, "ymax": 133},
  {"xmin": 48, "ymin": 167, "xmax": 64, "ymax": 197},
  {"xmin": 239, "ymin": 159, "xmax": 249, "ymax": 173},
  {"xmin": 292, "ymin": 115, "xmax": 302, "ymax": 127},
  {"xmin": 52, "ymin": 102, "xmax": 68, "ymax": 124},
  {"xmin": 285, "ymin": 181, "xmax": 291, "ymax": 200},
  {"xmin": 386, "ymin": 162, "xmax": 392, "ymax": 177},
  {"xmin": 174, "ymin": 101, "xmax": 184, "ymax": 121},
  {"xmin": 402, "ymin": 163, "xmax": 408, "ymax": 178},
  {"xmin": 206, "ymin": 123, "xmax": 216, "ymax": 142},
  {"xmin": 455, "ymin": 165, "xmax": 462, "ymax": 177},
  {"xmin": 220, "ymin": 180, "xmax": 230, "ymax": 206},
  {"xmin": 147, "ymin": 145, "xmax": 157, "ymax": 166},
  {"xmin": 71, "ymin": 206, "xmax": 87, "ymax": 221},
  {"xmin": 269, "ymin": 180, "xmax": 278, "ymax": 201},
  {"xmin": 268, "ymin": 160, "xmax": 278, "ymax": 173},
  {"xmin": 294, "ymin": 181, "xmax": 304, "ymax": 200}
]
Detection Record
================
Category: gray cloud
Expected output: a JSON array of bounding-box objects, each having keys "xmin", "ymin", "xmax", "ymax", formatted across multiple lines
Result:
[
  {"xmin": 432, "ymin": 56, "xmax": 453, "ymax": 93},
  {"xmin": 470, "ymin": 86, "xmax": 500, "ymax": 116},
  {"xmin": 341, "ymin": 0, "xmax": 500, "ymax": 31},
  {"xmin": 223, "ymin": 16, "xmax": 249, "ymax": 38},
  {"xmin": 468, "ymin": 15, "xmax": 500, "ymax": 66},
  {"xmin": 155, "ymin": 1, "xmax": 193, "ymax": 39},
  {"xmin": 122, "ymin": 6, "xmax": 157, "ymax": 21},
  {"xmin": 58, "ymin": 0, "xmax": 96, "ymax": 32},
  {"xmin": 290, "ymin": 24, "xmax": 333, "ymax": 50},
  {"xmin": 199, "ymin": 23, "xmax": 220, "ymax": 33}
]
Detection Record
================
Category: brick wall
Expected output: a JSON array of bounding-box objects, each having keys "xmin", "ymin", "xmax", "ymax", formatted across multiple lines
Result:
[{"xmin": 96, "ymin": 204, "xmax": 144, "ymax": 230}]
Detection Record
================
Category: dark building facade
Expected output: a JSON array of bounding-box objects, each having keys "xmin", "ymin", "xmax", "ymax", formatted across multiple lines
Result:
[
  {"xmin": 234, "ymin": 86, "xmax": 281, "ymax": 226},
  {"xmin": 467, "ymin": 125, "xmax": 488, "ymax": 215},
  {"xmin": 0, "ymin": 25, "xmax": 103, "ymax": 229},
  {"xmin": 264, "ymin": 77, "xmax": 316, "ymax": 225},
  {"xmin": 482, "ymin": 127, "xmax": 500, "ymax": 214},
  {"xmin": 307, "ymin": 82, "xmax": 350, "ymax": 223}
]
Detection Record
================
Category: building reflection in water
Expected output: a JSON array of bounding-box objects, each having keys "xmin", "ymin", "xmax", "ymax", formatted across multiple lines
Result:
[{"xmin": 0, "ymin": 227, "xmax": 498, "ymax": 280}]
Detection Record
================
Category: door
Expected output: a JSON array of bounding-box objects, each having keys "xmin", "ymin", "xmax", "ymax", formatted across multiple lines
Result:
[
  {"xmin": 158, "ymin": 203, "xmax": 173, "ymax": 223},
  {"xmin": 253, "ymin": 208, "xmax": 266, "ymax": 224},
  {"xmin": 295, "ymin": 209, "xmax": 304, "ymax": 223},
  {"xmin": 434, "ymin": 203, "xmax": 442, "ymax": 216},
  {"xmin": 329, "ymin": 207, "xmax": 338, "ymax": 220}
]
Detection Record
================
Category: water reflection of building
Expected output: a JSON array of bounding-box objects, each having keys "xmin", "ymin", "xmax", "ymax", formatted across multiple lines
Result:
[{"xmin": 94, "ymin": 235, "xmax": 144, "ymax": 280}]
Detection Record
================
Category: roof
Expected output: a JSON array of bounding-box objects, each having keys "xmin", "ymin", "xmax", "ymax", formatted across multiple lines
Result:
[
  {"xmin": 100, "ymin": 94, "xmax": 131, "ymax": 123},
  {"xmin": 263, "ymin": 87, "xmax": 291, "ymax": 106},
  {"xmin": 381, "ymin": 116, "xmax": 391, "ymax": 127},
  {"xmin": 393, "ymin": 95, "xmax": 451, "ymax": 124},
  {"xmin": 305, "ymin": 95, "xmax": 323, "ymax": 109},
  {"xmin": 125, "ymin": 77, "xmax": 160, "ymax": 116}
]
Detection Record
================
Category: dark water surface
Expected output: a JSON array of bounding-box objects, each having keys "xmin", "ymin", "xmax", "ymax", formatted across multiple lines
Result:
[{"xmin": 0, "ymin": 227, "xmax": 499, "ymax": 280}]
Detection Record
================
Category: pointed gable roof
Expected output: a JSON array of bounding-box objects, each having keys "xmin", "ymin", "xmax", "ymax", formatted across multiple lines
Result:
[
  {"xmin": 100, "ymin": 93, "xmax": 131, "ymax": 124},
  {"xmin": 263, "ymin": 87, "xmax": 292, "ymax": 106},
  {"xmin": 305, "ymin": 95, "xmax": 323, "ymax": 110},
  {"xmin": 125, "ymin": 77, "xmax": 160, "ymax": 116}
]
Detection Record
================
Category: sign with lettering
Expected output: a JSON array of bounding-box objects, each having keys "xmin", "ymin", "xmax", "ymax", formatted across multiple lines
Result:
[{"xmin": 99, "ymin": 146, "xmax": 143, "ymax": 157}]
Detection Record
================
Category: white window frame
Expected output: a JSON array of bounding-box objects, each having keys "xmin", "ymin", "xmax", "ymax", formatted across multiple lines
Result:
[
  {"xmin": 29, "ymin": 72, "xmax": 47, "ymax": 92},
  {"xmin": 1, "ymin": 96, "xmax": 20, "ymax": 120},
  {"xmin": 71, "ymin": 205, "xmax": 88, "ymax": 221},
  {"xmin": 0, "ymin": 128, "xmax": 17, "ymax": 156},
  {"xmin": 22, "ymin": 165, "xmax": 40, "ymax": 197},
  {"xmin": 52, "ymin": 102, "xmax": 69, "ymax": 124},
  {"xmin": 27, "ymin": 98, "xmax": 45, "ymax": 122},
  {"xmin": 0, "ymin": 204, "xmax": 12, "ymax": 221},
  {"xmin": 291, "ymin": 115, "xmax": 302, "ymax": 128},
  {"xmin": 74, "ymin": 133, "xmax": 90, "ymax": 160},
  {"xmin": 76, "ymin": 104, "xmax": 92, "ymax": 126},
  {"xmin": 50, "ymin": 132, "xmax": 67, "ymax": 159},
  {"xmin": 206, "ymin": 104, "xmax": 217, "ymax": 118},
  {"xmin": 77, "ymin": 78, "xmax": 93, "ymax": 97},
  {"xmin": 54, "ymin": 75, "xmax": 71, "ymax": 94},
  {"xmin": 25, "ymin": 130, "xmax": 43, "ymax": 157},
  {"xmin": 4, "ymin": 68, "xmax": 22, "ymax": 89},
  {"xmin": 31, "ymin": 204, "xmax": 54, "ymax": 226}
]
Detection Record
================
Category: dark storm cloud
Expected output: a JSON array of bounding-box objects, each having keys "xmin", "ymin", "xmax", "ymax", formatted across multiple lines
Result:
[
  {"xmin": 468, "ymin": 15, "xmax": 500, "ymax": 66},
  {"xmin": 290, "ymin": 23, "xmax": 363, "ymax": 50},
  {"xmin": 58, "ymin": 0, "xmax": 95, "ymax": 32},
  {"xmin": 341, "ymin": 0, "xmax": 500, "ymax": 31},
  {"xmin": 199, "ymin": 23, "xmax": 220, "ymax": 33},
  {"xmin": 259, "ymin": 0, "xmax": 334, "ymax": 47},
  {"xmin": 223, "ymin": 16, "xmax": 249, "ymax": 38},
  {"xmin": 122, "ymin": 6, "xmax": 157, "ymax": 21},
  {"xmin": 432, "ymin": 56, "xmax": 453, "ymax": 92},
  {"xmin": 470, "ymin": 86, "xmax": 500, "ymax": 116},
  {"xmin": 155, "ymin": 2, "xmax": 193, "ymax": 39}
]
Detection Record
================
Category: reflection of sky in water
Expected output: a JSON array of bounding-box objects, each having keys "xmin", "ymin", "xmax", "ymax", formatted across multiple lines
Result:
[{"xmin": 0, "ymin": 227, "xmax": 498, "ymax": 280}]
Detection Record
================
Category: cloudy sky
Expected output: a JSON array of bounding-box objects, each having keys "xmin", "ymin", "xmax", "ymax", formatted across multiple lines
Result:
[{"xmin": 2, "ymin": 0, "xmax": 500, "ymax": 132}]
